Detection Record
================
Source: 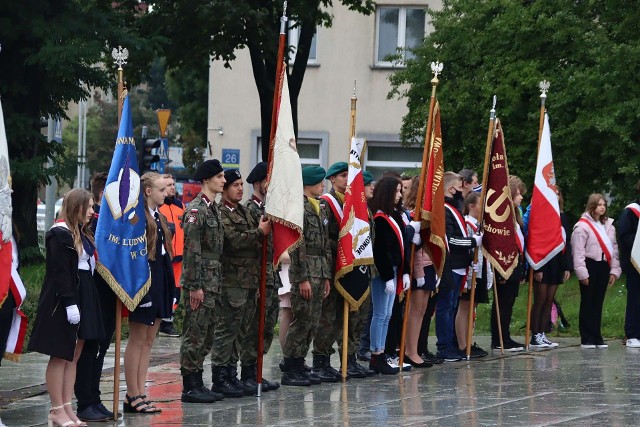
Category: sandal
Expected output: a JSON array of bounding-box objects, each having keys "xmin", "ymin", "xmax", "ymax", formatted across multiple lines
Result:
[
  {"xmin": 62, "ymin": 402, "xmax": 87, "ymax": 426},
  {"xmin": 122, "ymin": 394, "xmax": 157, "ymax": 414},
  {"xmin": 140, "ymin": 394, "xmax": 162, "ymax": 413},
  {"xmin": 48, "ymin": 405, "xmax": 76, "ymax": 427}
]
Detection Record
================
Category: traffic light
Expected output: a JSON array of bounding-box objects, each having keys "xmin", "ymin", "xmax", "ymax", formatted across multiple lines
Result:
[{"xmin": 139, "ymin": 138, "xmax": 161, "ymax": 174}]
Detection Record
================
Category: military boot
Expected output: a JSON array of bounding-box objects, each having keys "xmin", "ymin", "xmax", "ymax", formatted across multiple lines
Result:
[
  {"xmin": 211, "ymin": 366, "xmax": 244, "ymax": 398},
  {"xmin": 181, "ymin": 372, "xmax": 221, "ymax": 403},
  {"xmin": 227, "ymin": 366, "xmax": 253, "ymax": 396},
  {"xmin": 198, "ymin": 370, "xmax": 225, "ymax": 401},
  {"xmin": 280, "ymin": 357, "xmax": 311, "ymax": 387},
  {"xmin": 312, "ymin": 354, "xmax": 339, "ymax": 383},
  {"xmin": 240, "ymin": 364, "xmax": 261, "ymax": 395},
  {"xmin": 299, "ymin": 357, "xmax": 322, "ymax": 384},
  {"xmin": 344, "ymin": 354, "xmax": 367, "ymax": 378}
]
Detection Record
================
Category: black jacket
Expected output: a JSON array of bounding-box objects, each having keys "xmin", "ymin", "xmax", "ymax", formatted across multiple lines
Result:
[
  {"xmin": 373, "ymin": 212, "xmax": 409, "ymax": 283},
  {"xmin": 445, "ymin": 196, "xmax": 477, "ymax": 270}
]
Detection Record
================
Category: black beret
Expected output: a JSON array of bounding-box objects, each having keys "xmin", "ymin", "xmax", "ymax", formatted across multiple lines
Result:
[
  {"xmin": 194, "ymin": 159, "xmax": 223, "ymax": 181},
  {"xmin": 246, "ymin": 162, "xmax": 268, "ymax": 184},
  {"xmin": 223, "ymin": 169, "xmax": 242, "ymax": 188}
]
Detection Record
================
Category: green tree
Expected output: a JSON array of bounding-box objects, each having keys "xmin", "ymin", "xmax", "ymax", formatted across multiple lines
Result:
[
  {"xmin": 0, "ymin": 0, "xmax": 152, "ymax": 261},
  {"xmin": 389, "ymin": 0, "xmax": 640, "ymax": 217},
  {"xmin": 148, "ymin": 0, "xmax": 375, "ymax": 162}
]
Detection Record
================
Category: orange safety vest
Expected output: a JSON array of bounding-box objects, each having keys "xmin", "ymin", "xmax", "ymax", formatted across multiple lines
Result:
[{"xmin": 160, "ymin": 200, "xmax": 184, "ymax": 288}]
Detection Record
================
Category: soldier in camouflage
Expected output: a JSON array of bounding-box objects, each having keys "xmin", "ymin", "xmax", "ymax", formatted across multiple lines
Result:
[
  {"xmin": 281, "ymin": 166, "xmax": 332, "ymax": 387},
  {"xmin": 210, "ymin": 169, "xmax": 272, "ymax": 397},
  {"xmin": 179, "ymin": 159, "xmax": 226, "ymax": 404},
  {"xmin": 245, "ymin": 162, "xmax": 282, "ymax": 389}
]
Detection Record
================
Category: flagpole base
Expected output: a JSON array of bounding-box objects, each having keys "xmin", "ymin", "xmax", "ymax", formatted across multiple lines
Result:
[{"xmin": 257, "ymin": 383, "xmax": 262, "ymax": 397}]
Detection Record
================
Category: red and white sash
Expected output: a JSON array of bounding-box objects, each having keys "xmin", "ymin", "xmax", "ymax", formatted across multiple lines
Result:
[
  {"xmin": 579, "ymin": 217, "xmax": 613, "ymax": 265},
  {"xmin": 445, "ymin": 203, "xmax": 468, "ymax": 237},
  {"xmin": 4, "ymin": 238, "xmax": 28, "ymax": 361},
  {"xmin": 515, "ymin": 223, "xmax": 525, "ymax": 254},
  {"xmin": 320, "ymin": 193, "xmax": 344, "ymax": 221},
  {"xmin": 374, "ymin": 211, "xmax": 404, "ymax": 294}
]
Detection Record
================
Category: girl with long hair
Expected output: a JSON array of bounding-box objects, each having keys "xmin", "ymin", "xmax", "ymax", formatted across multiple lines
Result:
[
  {"xmin": 123, "ymin": 172, "xmax": 174, "ymax": 413},
  {"xmin": 368, "ymin": 176, "xmax": 410, "ymax": 374},
  {"xmin": 29, "ymin": 189, "xmax": 103, "ymax": 427},
  {"xmin": 572, "ymin": 194, "xmax": 620, "ymax": 348}
]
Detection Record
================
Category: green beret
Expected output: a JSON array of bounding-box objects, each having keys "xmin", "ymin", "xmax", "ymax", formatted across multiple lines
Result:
[
  {"xmin": 194, "ymin": 159, "xmax": 223, "ymax": 181},
  {"xmin": 325, "ymin": 161, "xmax": 348, "ymax": 178},
  {"xmin": 302, "ymin": 166, "xmax": 326, "ymax": 186},
  {"xmin": 363, "ymin": 171, "xmax": 374, "ymax": 186}
]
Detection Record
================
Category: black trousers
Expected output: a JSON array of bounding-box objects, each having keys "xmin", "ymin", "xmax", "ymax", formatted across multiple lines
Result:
[
  {"xmin": 74, "ymin": 275, "xmax": 117, "ymax": 410},
  {"xmin": 0, "ymin": 291, "xmax": 17, "ymax": 366},
  {"xmin": 384, "ymin": 295, "xmax": 404, "ymax": 356},
  {"xmin": 579, "ymin": 258, "xmax": 610, "ymax": 345},
  {"xmin": 417, "ymin": 291, "xmax": 438, "ymax": 355}
]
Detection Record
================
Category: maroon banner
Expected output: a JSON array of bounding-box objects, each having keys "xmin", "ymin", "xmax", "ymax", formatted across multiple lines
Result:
[{"xmin": 481, "ymin": 119, "xmax": 519, "ymax": 279}]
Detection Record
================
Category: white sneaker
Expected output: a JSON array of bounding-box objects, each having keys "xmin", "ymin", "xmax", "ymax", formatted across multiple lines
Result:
[
  {"xmin": 596, "ymin": 344, "xmax": 608, "ymax": 349},
  {"xmin": 626, "ymin": 338, "xmax": 640, "ymax": 348},
  {"xmin": 529, "ymin": 333, "xmax": 550, "ymax": 350},
  {"xmin": 387, "ymin": 356, "xmax": 411, "ymax": 370},
  {"xmin": 581, "ymin": 344, "xmax": 596, "ymax": 349},
  {"xmin": 541, "ymin": 333, "xmax": 559, "ymax": 348}
]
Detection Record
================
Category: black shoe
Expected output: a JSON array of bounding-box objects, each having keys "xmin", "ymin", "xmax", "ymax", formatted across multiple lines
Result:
[
  {"xmin": 369, "ymin": 353, "xmax": 399, "ymax": 375},
  {"xmin": 421, "ymin": 351, "xmax": 444, "ymax": 365},
  {"xmin": 261, "ymin": 377, "xmax": 280, "ymax": 391},
  {"xmin": 228, "ymin": 366, "xmax": 254, "ymax": 396},
  {"xmin": 470, "ymin": 343, "xmax": 488, "ymax": 358},
  {"xmin": 240, "ymin": 365, "xmax": 262, "ymax": 395},
  {"xmin": 436, "ymin": 348, "xmax": 462, "ymax": 362},
  {"xmin": 312, "ymin": 355, "xmax": 340, "ymax": 382},
  {"xmin": 158, "ymin": 321, "xmax": 181, "ymax": 337},
  {"xmin": 280, "ymin": 357, "xmax": 311, "ymax": 387},
  {"xmin": 404, "ymin": 355, "xmax": 432, "ymax": 368},
  {"xmin": 77, "ymin": 405, "xmax": 111, "ymax": 422},
  {"xmin": 181, "ymin": 371, "xmax": 223, "ymax": 403},
  {"xmin": 210, "ymin": 366, "xmax": 245, "ymax": 398},
  {"xmin": 95, "ymin": 403, "xmax": 121, "ymax": 419},
  {"xmin": 344, "ymin": 355, "xmax": 366, "ymax": 378}
]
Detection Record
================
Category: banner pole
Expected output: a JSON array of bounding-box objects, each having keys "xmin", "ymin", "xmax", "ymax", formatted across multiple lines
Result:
[
  {"xmin": 399, "ymin": 62, "xmax": 442, "ymax": 371},
  {"xmin": 257, "ymin": 2, "xmax": 288, "ymax": 397},
  {"xmin": 111, "ymin": 46, "xmax": 128, "ymax": 420},
  {"xmin": 525, "ymin": 81, "xmax": 549, "ymax": 351},
  {"xmin": 465, "ymin": 96, "xmax": 497, "ymax": 360},
  {"xmin": 340, "ymin": 82, "xmax": 357, "ymax": 381}
]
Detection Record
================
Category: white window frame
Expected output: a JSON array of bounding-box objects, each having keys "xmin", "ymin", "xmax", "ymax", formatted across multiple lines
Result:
[
  {"xmin": 374, "ymin": 6, "xmax": 427, "ymax": 67},
  {"xmin": 288, "ymin": 22, "xmax": 319, "ymax": 66},
  {"xmin": 362, "ymin": 136, "xmax": 423, "ymax": 178},
  {"xmin": 252, "ymin": 130, "xmax": 329, "ymax": 169}
]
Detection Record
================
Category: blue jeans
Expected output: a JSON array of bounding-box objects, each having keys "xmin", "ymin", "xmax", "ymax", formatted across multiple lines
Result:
[
  {"xmin": 435, "ymin": 272, "xmax": 464, "ymax": 352},
  {"xmin": 370, "ymin": 273, "xmax": 397, "ymax": 353}
]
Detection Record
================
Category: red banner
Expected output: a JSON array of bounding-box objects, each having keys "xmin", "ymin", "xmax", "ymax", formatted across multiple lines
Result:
[
  {"xmin": 481, "ymin": 119, "xmax": 519, "ymax": 279},
  {"xmin": 420, "ymin": 101, "xmax": 446, "ymax": 278}
]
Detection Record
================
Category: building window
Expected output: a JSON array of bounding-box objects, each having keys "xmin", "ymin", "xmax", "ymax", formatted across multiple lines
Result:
[
  {"xmin": 364, "ymin": 142, "xmax": 423, "ymax": 179},
  {"xmin": 288, "ymin": 23, "xmax": 318, "ymax": 65},
  {"xmin": 375, "ymin": 6, "xmax": 426, "ymax": 66},
  {"xmin": 254, "ymin": 131, "xmax": 328, "ymax": 169}
]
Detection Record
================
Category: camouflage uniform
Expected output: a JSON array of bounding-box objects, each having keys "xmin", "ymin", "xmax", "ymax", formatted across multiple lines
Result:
[
  {"xmin": 179, "ymin": 192, "xmax": 224, "ymax": 376},
  {"xmin": 283, "ymin": 197, "xmax": 332, "ymax": 358},
  {"xmin": 245, "ymin": 195, "xmax": 282, "ymax": 355},
  {"xmin": 210, "ymin": 200, "xmax": 263, "ymax": 368}
]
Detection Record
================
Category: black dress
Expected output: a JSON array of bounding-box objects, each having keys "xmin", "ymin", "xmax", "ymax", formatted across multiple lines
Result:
[
  {"xmin": 535, "ymin": 212, "xmax": 574, "ymax": 285},
  {"xmin": 129, "ymin": 213, "xmax": 174, "ymax": 325}
]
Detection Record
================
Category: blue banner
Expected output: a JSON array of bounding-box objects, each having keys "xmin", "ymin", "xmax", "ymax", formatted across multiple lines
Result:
[{"xmin": 95, "ymin": 96, "xmax": 150, "ymax": 310}]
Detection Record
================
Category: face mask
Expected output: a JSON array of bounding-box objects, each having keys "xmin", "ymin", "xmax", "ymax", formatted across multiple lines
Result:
[{"xmin": 453, "ymin": 190, "xmax": 464, "ymax": 202}]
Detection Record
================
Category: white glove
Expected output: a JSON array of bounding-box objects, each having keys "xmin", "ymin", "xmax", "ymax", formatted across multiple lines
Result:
[
  {"xmin": 416, "ymin": 277, "xmax": 426, "ymax": 288},
  {"xmin": 472, "ymin": 262, "xmax": 482, "ymax": 275},
  {"xmin": 412, "ymin": 232, "xmax": 422, "ymax": 245},
  {"xmin": 402, "ymin": 274, "xmax": 410, "ymax": 291},
  {"xmin": 409, "ymin": 221, "xmax": 421, "ymax": 234},
  {"xmin": 384, "ymin": 279, "xmax": 395, "ymax": 295},
  {"xmin": 140, "ymin": 301, "xmax": 153, "ymax": 308},
  {"xmin": 473, "ymin": 234, "xmax": 482, "ymax": 247},
  {"xmin": 66, "ymin": 305, "xmax": 80, "ymax": 325}
]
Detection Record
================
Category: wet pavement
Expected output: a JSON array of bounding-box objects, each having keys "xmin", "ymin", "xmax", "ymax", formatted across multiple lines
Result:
[{"xmin": 1, "ymin": 335, "xmax": 640, "ymax": 426}]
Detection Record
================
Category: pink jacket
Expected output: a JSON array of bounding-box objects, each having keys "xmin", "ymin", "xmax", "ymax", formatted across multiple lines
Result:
[{"xmin": 571, "ymin": 213, "xmax": 621, "ymax": 280}]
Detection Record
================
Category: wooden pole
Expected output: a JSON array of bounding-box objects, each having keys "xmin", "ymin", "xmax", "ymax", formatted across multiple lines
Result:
[
  {"xmin": 341, "ymin": 84, "xmax": 357, "ymax": 381},
  {"xmin": 257, "ymin": 2, "xmax": 288, "ymax": 396},
  {"xmin": 525, "ymin": 81, "xmax": 548, "ymax": 351},
  {"xmin": 465, "ymin": 97, "xmax": 497, "ymax": 360},
  {"xmin": 398, "ymin": 62, "xmax": 442, "ymax": 371},
  {"xmin": 110, "ymin": 48, "xmax": 129, "ymax": 420}
]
